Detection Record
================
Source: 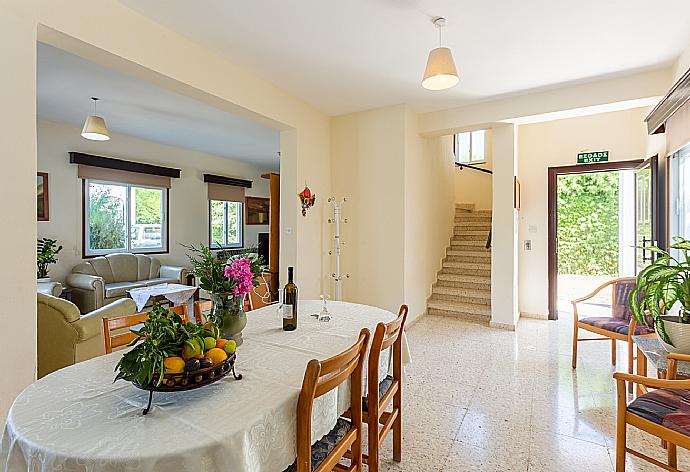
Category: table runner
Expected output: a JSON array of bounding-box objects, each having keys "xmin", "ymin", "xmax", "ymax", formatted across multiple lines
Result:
[{"xmin": 1, "ymin": 301, "xmax": 409, "ymax": 472}]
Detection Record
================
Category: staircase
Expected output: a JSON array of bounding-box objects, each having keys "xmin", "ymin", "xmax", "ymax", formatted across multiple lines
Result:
[{"xmin": 427, "ymin": 203, "xmax": 492, "ymax": 324}]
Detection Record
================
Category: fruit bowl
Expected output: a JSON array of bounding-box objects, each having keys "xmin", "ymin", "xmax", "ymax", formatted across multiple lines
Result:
[{"xmin": 132, "ymin": 353, "xmax": 241, "ymax": 414}]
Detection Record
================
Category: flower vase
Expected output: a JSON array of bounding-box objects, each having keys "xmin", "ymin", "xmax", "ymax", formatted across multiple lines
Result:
[{"xmin": 210, "ymin": 293, "xmax": 247, "ymax": 346}]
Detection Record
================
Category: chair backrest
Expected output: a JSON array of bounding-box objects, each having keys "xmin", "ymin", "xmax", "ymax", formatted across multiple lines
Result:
[
  {"xmin": 193, "ymin": 300, "xmax": 213, "ymax": 324},
  {"xmin": 102, "ymin": 305, "xmax": 189, "ymax": 354},
  {"xmin": 368, "ymin": 305, "xmax": 408, "ymax": 413},
  {"xmin": 295, "ymin": 328, "xmax": 370, "ymax": 472},
  {"xmin": 248, "ymin": 274, "xmax": 272, "ymax": 311},
  {"xmin": 612, "ymin": 277, "xmax": 637, "ymax": 321}
]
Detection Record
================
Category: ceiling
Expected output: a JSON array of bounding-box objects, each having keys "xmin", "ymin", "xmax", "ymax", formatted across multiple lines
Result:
[
  {"xmin": 118, "ymin": 0, "xmax": 690, "ymax": 115},
  {"xmin": 36, "ymin": 43, "xmax": 281, "ymax": 170}
]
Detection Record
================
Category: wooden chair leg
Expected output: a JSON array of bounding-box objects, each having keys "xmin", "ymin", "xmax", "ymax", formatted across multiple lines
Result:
[
  {"xmin": 668, "ymin": 442, "xmax": 677, "ymax": 469},
  {"xmin": 615, "ymin": 380, "xmax": 627, "ymax": 472},
  {"xmin": 612, "ymin": 339, "xmax": 617, "ymax": 365},
  {"xmin": 368, "ymin": 417, "xmax": 379, "ymax": 472},
  {"xmin": 393, "ymin": 393, "xmax": 402, "ymax": 462},
  {"xmin": 627, "ymin": 340, "xmax": 634, "ymax": 394},
  {"xmin": 572, "ymin": 323, "xmax": 578, "ymax": 369}
]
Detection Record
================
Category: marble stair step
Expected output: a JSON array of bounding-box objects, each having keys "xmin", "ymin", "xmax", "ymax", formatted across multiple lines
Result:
[
  {"xmin": 431, "ymin": 286, "xmax": 491, "ymax": 301},
  {"xmin": 439, "ymin": 266, "xmax": 491, "ymax": 277},
  {"xmin": 437, "ymin": 273, "xmax": 491, "ymax": 284},
  {"xmin": 436, "ymin": 278, "xmax": 491, "ymax": 291},
  {"xmin": 455, "ymin": 203, "xmax": 476, "ymax": 212},
  {"xmin": 443, "ymin": 260, "xmax": 491, "ymax": 269},
  {"xmin": 427, "ymin": 298, "xmax": 491, "ymax": 319},
  {"xmin": 454, "ymin": 220, "xmax": 492, "ymax": 228}
]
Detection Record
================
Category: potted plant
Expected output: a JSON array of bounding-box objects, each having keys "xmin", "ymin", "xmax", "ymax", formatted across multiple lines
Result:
[
  {"xmin": 630, "ymin": 237, "xmax": 690, "ymax": 354},
  {"xmin": 184, "ymin": 244, "xmax": 265, "ymax": 345},
  {"xmin": 37, "ymin": 238, "xmax": 63, "ymax": 282}
]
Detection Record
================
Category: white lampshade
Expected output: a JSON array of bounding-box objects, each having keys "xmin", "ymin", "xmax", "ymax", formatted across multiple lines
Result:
[
  {"xmin": 81, "ymin": 115, "xmax": 110, "ymax": 141},
  {"xmin": 422, "ymin": 47, "xmax": 459, "ymax": 91}
]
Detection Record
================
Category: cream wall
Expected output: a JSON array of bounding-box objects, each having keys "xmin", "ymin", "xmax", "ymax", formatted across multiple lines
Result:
[
  {"xmin": 331, "ymin": 105, "xmax": 454, "ymax": 322},
  {"xmin": 0, "ymin": 1, "xmax": 38, "ymax": 421},
  {"xmin": 403, "ymin": 112, "xmax": 455, "ymax": 323},
  {"xmin": 517, "ymin": 107, "xmax": 650, "ymax": 317},
  {"xmin": 36, "ymin": 119, "xmax": 271, "ymax": 283},
  {"xmin": 454, "ymin": 130, "xmax": 493, "ymax": 210},
  {"xmin": 0, "ymin": 0, "xmax": 332, "ymax": 419}
]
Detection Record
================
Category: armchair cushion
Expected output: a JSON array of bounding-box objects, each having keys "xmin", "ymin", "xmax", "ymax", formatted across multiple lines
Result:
[
  {"xmin": 628, "ymin": 388, "xmax": 690, "ymax": 436},
  {"xmin": 144, "ymin": 277, "xmax": 178, "ymax": 286},
  {"xmin": 580, "ymin": 317, "xmax": 654, "ymax": 336}
]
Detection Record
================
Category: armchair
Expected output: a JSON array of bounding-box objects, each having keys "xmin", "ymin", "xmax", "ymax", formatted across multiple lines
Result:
[
  {"xmin": 571, "ymin": 277, "xmax": 655, "ymax": 386},
  {"xmin": 37, "ymin": 292, "xmax": 136, "ymax": 378},
  {"xmin": 614, "ymin": 353, "xmax": 690, "ymax": 471}
]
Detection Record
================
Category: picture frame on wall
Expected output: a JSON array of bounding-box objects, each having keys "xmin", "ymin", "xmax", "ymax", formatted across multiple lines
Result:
[
  {"xmin": 245, "ymin": 196, "xmax": 270, "ymax": 225},
  {"xmin": 37, "ymin": 172, "xmax": 49, "ymax": 221}
]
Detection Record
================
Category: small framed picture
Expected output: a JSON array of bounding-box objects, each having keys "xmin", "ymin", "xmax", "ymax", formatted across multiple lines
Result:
[
  {"xmin": 245, "ymin": 196, "xmax": 270, "ymax": 225},
  {"xmin": 37, "ymin": 172, "xmax": 49, "ymax": 221}
]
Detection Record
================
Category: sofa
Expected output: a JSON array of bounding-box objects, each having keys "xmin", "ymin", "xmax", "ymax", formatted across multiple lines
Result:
[
  {"xmin": 37, "ymin": 280, "xmax": 62, "ymax": 297},
  {"xmin": 37, "ymin": 292, "xmax": 137, "ymax": 378},
  {"xmin": 66, "ymin": 253, "xmax": 189, "ymax": 312}
]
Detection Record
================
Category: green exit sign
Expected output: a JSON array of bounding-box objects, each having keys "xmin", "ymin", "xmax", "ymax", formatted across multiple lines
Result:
[{"xmin": 577, "ymin": 151, "xmax": 609, "ymax": 163}]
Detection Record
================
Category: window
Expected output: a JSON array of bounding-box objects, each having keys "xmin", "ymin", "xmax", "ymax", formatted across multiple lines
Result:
[
  {"xmin": 209, "ymin": 200, "xmax": 243, "ymax": 249},
  {"xmin": 454, "ymin": 129, "xmax": 487, "ymax": 164},
  {"xmin": 84, "ymin": 180, "xmax": 167, "ymax": 256}
]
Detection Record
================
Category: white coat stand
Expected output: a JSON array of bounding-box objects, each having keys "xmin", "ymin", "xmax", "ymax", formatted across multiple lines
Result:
[{"xmin": 328, "ymin": 197, "xmax": 349, "ymax": 301}]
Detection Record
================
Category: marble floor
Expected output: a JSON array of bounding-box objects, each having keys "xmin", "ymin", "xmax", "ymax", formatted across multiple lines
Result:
[{"xmin": 376, "ymin": 309, "xmax": 689, "ymax": 471}]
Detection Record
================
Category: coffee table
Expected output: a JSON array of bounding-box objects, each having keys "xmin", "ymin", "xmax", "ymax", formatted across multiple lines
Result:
[
  {"xmin": 127, "ymin": 283, "xmax": 198, "ymax": 311},
  {"xmin": 633, "ymin": 335, "xmax": 690, "ymax": 395}
]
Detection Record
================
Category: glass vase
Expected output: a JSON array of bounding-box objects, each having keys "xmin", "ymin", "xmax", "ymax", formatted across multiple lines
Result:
[{"xmin": 210, "ymin": 292, "xmax": 247, "ymax": 346}]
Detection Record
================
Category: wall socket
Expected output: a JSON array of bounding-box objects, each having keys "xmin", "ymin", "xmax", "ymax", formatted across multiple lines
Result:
[{"xmin": 524, "ymin": 240, "xmax": 532, "ymax": 251}]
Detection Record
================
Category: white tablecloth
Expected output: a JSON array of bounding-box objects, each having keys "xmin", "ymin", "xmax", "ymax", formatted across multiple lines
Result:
[
  {"xmin": 128, "ymin": 283, "xmax": 198, "ymax": 311},
  {"xmin": 1, "ymin": 301, "xmax": 410, "ymax": 472}
]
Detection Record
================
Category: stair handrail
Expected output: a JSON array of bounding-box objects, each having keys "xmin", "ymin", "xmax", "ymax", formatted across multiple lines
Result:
[
  {"xmin": 456, "ymin": 163, "xmax": 493, "ymax": 174},
  {"xmin": 485, "ymin": 229, "xmax": 492, "ymax": 249}
]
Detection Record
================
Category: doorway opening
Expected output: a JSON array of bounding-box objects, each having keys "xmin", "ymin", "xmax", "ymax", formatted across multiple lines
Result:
[{"xmin": 547, "ymin": 158, "xmax": 660, "ymax": 320}]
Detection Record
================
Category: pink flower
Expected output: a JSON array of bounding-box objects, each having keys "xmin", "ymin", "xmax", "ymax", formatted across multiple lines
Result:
[{"xmin": 225, "ymin": 257, "xmax": 255, "ymax": 297}]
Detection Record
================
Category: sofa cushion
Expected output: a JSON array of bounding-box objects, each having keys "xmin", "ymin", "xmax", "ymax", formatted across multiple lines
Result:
[
  {"xmin": 579, "ymin": 317, "xmax": 654, "ymax": 336},
  {"xmin": 149, "ymin": 258, "xmax": 161, "ymax": 279},
  {"xmin": 106, "ymin": 254, "xmax": 139, "ymax": 282},
  {"xmin": 136, "ymin": 255, "xmax": 152, "ymax": 281},
  {"xmin": 86, "ymin": 257, "xmax": 116, "ymax": 284},
  {"xmin": 105, "ymin": 281, "xmax": 146, "ymax": 298},
  {"xmin": 628, "ymin": 388, "xmax": 690, "ymax": 436},
  {"xmin": 144, "ymin": 277, "xmax": 178, "ymax": 287}
]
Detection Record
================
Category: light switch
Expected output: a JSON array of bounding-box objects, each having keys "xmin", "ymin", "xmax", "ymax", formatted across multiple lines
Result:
[{"xmin": 524, "ymin": 240, "xmax": 532, "ymax": 251}]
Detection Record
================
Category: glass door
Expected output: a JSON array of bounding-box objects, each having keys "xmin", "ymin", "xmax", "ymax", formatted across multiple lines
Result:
[{"xmin": 635, "ymin": 156, "xmax": 658, "ymax": 273}]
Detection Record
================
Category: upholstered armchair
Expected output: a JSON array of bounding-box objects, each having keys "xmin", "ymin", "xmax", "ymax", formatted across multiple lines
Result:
[
  {"xmin": 66, "ymin": 253, "xmax": 189, "ymax": 312},
  {"xmin": 37, "ymin": 280, "xmax": 62, "ymax": 297},
  {"xmin": 37, "ymin": 292, "xmax": 137, "ymax": 378}
]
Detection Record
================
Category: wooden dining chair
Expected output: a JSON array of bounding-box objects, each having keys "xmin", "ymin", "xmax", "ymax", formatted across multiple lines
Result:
[
  {"xmin": 361, "ymin": 304, "xmax": 408, "ymax": 472},
  {"xmin": 614, "ymin": 353, "xmax": 690, "ymax": 471},
  {"xmin": 287, "ymin": 328, "xmax": 370, "ymax": 472},
  {"xmin": 248, "ymin": 274, "xmax": 272, "ymax": 311},
  {"xmin": 572, "ymin": 278, "xmax": 655, "ymax": 384},
  {"xmin": 101, "ymin": 305, "xmax": 189, "ymax": 354},
  {"xmin": 193, "ymin": 300, "xmax": 212, "ymax": 324}
]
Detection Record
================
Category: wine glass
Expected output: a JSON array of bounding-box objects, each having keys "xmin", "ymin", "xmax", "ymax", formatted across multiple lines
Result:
[{"xmin": 318, "ymin": 294, "xmax": 331, "ymax": 322}]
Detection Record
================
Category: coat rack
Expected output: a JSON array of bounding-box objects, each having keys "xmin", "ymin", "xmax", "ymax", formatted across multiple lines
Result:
[{"xmin": 327, "ymin": 197, "xmax": 349, "ymax": 300}]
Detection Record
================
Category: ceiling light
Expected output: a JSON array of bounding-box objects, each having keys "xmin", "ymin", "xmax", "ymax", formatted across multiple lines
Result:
[
  {"xmin": 422, "ymin": 17, "xmax": 459, "ymax": 91},
  {"xmin": 81, "ymin": 97, "xmax": 110, "ymax": 141}
]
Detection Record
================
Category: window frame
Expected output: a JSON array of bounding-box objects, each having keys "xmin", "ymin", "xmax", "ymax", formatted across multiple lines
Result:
[
  {"xmin": 82, "ymin": 178, "xmax": 169, "ymax": 257},
  {"xmin": 454, "ymin": 130, "xmax": 487, "ymax": 165},
  {"xmin": 208, "ymin": 199, "xmax": 244, "ymax": 250}
]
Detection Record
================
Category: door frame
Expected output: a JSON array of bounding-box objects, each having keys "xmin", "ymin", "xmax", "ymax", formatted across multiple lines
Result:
[{"xmin": 547, "ymin": 159, "xmax": 644, "ymax": 320}]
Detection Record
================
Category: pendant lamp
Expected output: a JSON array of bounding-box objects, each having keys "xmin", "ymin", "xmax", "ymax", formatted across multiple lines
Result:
[
  {"xmin": 422, "ymin": 17, "xmax": 459, "ymax": 91},
  {"xmin": 81, "ymin": 97, "xmax": 110, "ymax": 141}
]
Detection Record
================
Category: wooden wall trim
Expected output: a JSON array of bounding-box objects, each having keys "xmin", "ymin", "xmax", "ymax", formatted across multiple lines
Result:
[
  {"xmin": 69, "ymin": 152, "xmax": 181, "ymax": 178},
  {"xmin": 203, "ymin": 173, "xmax": 252, "ymax": 188}
]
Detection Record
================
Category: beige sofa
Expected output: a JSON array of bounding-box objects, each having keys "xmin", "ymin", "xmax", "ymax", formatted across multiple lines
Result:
[
  {"xmin": 37, "ymin": 292, "xmax": 137, "ymax": 378},
  {"xmin": 66, "ymin": 253, "xmax": 189, "ymax": 312}
]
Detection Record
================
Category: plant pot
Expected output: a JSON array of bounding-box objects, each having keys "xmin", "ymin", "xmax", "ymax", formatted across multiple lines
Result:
[
  {"xmin": 657, "ymin": 314, "xmax": 690, "ymax": 355},
  {"xmin": 37, "ymin": 277, "xmax": 51, "ymax": 283},
  {"xmin": 210, "ymin": 293, "xmax": 247, "ymax": 346}
]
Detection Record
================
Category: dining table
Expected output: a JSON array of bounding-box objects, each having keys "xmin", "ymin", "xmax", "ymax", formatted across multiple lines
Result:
[{"xmin": 1, "ymin": 300, "xmax": 411, "ymax": 472}]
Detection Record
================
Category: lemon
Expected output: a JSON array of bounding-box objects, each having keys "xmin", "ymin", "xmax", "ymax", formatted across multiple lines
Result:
[
  {"xmin": 206, "ymin": 348, "xmax": 227, "ymax": 365},
  {"xmin": 163, "ymin": 356, "xmax": 185, "ymax": 374},
  {"xmin": 223, "ymin": 340, "xmax": 237, "ymax": 356},
  {"xmin": 203, "ymin": 336, "xmax": 216, "ymax": 351}
]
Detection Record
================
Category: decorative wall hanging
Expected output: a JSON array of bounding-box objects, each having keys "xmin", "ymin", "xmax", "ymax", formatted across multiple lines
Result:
[
  {"xmin": 37, "ymin": 172, "xmax": 49, "ymax": 221},
  {"xmin": 299, "ymin": 185, "xmax": 316, "ymax": 216}
]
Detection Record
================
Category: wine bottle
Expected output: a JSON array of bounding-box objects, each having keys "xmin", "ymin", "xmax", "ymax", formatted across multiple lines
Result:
[{"xmin": 282, "ymin": 266, "xmax": 298, "ymax": 331}]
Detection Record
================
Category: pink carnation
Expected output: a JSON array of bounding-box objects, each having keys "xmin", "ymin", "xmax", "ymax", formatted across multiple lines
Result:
[{"xmin": 225, "ymin": 257, "xmax": 254, "ymax": 297}]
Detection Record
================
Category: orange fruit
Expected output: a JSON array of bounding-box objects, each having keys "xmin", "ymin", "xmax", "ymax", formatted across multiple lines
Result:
[
  {"xmin": 215, "ymin": 339, "xmax": 228, "ymax": 349},
  {"xmin": 205, "ymin": 348, "xmax": 228, "ymax": 365},
  {"xmin": 163, "ymin": 356, "xmax": 185, "ymax": 374}
]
